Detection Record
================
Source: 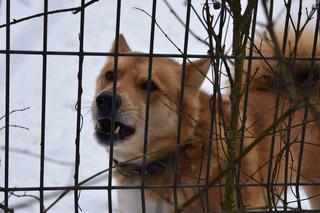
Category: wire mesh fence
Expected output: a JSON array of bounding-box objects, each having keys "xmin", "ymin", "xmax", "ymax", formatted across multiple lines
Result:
[{"xmin": 1, "ymin": 0, "xmax": 320, "ymax": 212}]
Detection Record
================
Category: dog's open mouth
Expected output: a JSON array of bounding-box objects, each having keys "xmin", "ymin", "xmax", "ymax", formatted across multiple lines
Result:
[{"xmin": 95, "ymin": 118, "xmax": 135, "ymax": 143}]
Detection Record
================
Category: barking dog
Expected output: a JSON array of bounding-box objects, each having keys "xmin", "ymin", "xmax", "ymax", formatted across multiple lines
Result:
[{"xmin": 92, "ymin": 33, "xmax": 320, "ymax": 212}]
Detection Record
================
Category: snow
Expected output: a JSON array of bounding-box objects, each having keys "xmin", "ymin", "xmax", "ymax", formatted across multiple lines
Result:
[{"xmin": 0, "ymin": 0, "xmax": 316, "ymax": 212}]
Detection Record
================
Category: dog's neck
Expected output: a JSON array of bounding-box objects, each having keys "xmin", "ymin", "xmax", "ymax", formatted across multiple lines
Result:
[
  {"xmin": 113, "ymin": 157, "xmax": 170, "ymax": 177},
  {"xmin": 113, "ymin": 143, "xmax": 190, "ymax": 177}
]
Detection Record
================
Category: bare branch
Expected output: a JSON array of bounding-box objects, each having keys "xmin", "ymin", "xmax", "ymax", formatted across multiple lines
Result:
[
  {"xmin": 72, "ymin": 0, "xmax": 100, "ymax": 14},
  {"xmin": 0, "ymin": 107, "xmax": 30, "ymax": 120},
  {"xmin": 178, "ymin": 100, "xmax": 307, "ymax": 212},
  {"xmin": 0, "ymin": 107, "xmax": 30, "ymax": 132},
  {"xmin": 0, "ymin": 146, "xmax": 74, "ymax": 166},
  {"xmin": 0, "ymin": 203, "xmax": 14, "ymax": 213},
  {"xmin": 0, "ymin": 0, "xmax": 100, "ymax": 29},
  {"xmin": 133, "ymin": 6, "xmax": 214, "ymax": 86},
  {"xmin": 162, "ymin": 0, "xmax": 209, "ymax": 46},
  {"xmin": 0, "ymin": 124, "xmax": 29, "ymax": 131}
]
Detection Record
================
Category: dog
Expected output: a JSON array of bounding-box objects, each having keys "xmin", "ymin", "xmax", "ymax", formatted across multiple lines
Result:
[{"xmin": 92, "ymin": 32, "xmax": 320, "ymax": 212}]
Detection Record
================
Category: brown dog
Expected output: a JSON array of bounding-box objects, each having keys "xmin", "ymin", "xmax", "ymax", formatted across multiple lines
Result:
[{"xmin": 92, "ymin": 32, "xmax": 320, "ymax": 212}]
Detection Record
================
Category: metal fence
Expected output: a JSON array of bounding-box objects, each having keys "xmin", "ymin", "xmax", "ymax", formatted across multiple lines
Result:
[{"xmin": 1, "ymin": 0, "xmax": 320, "ymax": 212}]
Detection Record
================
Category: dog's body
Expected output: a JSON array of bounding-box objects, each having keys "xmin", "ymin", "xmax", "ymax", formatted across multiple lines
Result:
[{"xmin": 92, "ymin": 32, "xmax": 320, "ymax": 212}]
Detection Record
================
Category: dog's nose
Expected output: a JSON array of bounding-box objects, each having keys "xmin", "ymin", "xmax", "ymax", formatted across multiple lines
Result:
[{"xmin": 96, "ymin": 91, "xmax": 122, "ymax": 112}]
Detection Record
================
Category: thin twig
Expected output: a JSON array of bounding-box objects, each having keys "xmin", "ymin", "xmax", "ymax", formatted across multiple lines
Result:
[
  {"xmin": 133, "ymin": 7, "xmax": 214, "ymax": 86},
  {"xmin": 0, "ymin": 124, "xmax": 29, "ymax": 131},
  {"xmin": 0, "ymin": 107, "xmax": 30, "ymax": 131},
  {"xmin": 0, "ymin": 107, "xmax": 30, "ymax": 120},
  {"xmin": 72, "ymin": 0, "xmax": 100, "ymax": 14},
  {"xmin": 0, "ymin": 0, "xmax": 100, "ymax": 29},
  {"xmin": 0, "ymin": 203, "xmax": 14, "ymax": 213},
  {"xmin": 162, "ymin": 0, "xmax": 209, "ymax": 46},
  {"xmin": 0, "ymin": 146, "xmax": 74, "ymax": 166}
]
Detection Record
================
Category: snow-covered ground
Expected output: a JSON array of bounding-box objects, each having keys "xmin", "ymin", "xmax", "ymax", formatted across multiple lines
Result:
[{"xmin": 0, "ymin": 0, "xmax": 316, "ymax": 212}]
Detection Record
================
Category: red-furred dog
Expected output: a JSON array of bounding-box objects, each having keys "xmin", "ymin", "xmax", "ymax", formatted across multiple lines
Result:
[{"xmin": 92, "ymin": 31, "xmax": 320, "ymax": 212}]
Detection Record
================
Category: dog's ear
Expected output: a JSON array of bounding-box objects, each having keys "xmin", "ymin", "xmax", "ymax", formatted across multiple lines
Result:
[
  {"xmin": 110, "ymin": 34, "xmax": 132, "ymax": 53},
  {"xmin": 185, "ymin": 58, "xmax": 211, "ymax": 89}
]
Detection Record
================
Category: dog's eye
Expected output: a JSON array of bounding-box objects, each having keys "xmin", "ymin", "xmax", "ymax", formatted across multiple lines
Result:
[
  {"xmin": 104, "ymin": 71, "xmax": 114, "ymax": 81},
  {"xmin": 141, "ymin": 81, "xmax": 158, "ymax": 92}
]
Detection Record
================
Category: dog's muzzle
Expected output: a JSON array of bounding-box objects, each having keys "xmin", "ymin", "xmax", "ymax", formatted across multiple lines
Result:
[{"xmin": 94, "ymin": 91, "xmax": 135, "ymax": 145}]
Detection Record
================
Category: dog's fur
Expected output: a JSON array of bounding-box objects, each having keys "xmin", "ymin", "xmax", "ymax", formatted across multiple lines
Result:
[{"xmin": 92, "ymin": 31, "xmax": 320, "ymax": 212}]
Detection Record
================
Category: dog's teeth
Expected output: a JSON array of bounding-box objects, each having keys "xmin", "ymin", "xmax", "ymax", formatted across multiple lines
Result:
[
  {"xmin": 114, "ymin": 126, "xmax": 120, "ymax": 134},
  {"xmin": 96, "ymin": 122, "xmax": 101, "ymax": 129}
]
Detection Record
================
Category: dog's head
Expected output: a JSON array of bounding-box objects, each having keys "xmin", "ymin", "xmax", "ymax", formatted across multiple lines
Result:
[{"xmin": 92, "ymin": 35, "xmax": 210, "ymax": 163}]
